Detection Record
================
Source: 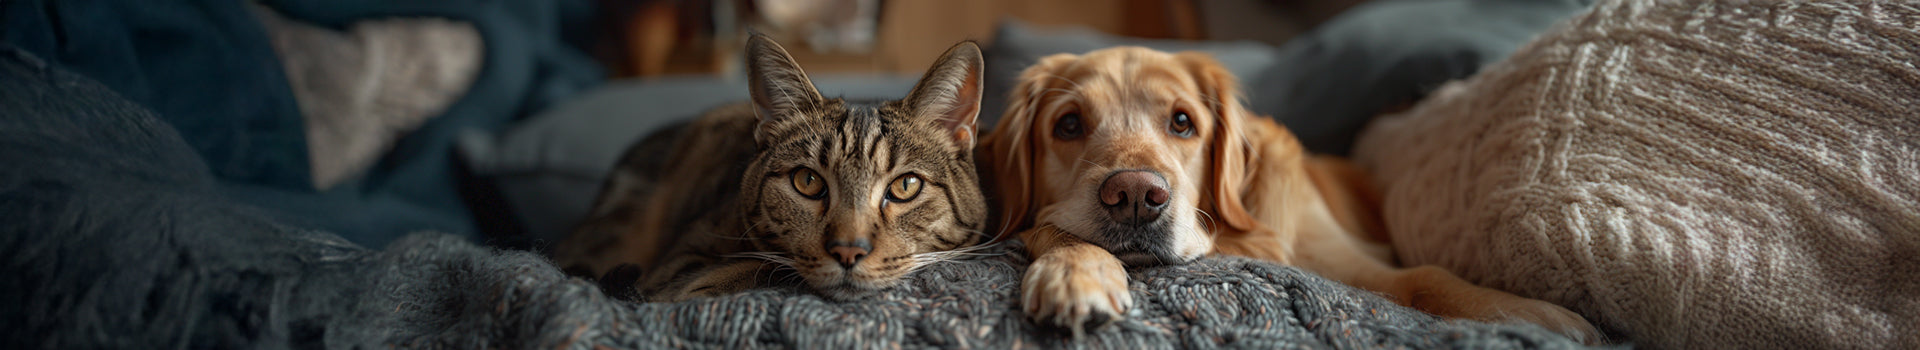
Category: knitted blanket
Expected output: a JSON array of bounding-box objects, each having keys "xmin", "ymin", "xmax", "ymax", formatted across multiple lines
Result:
[
  {"xmin": 0, "ymin": 45, "xmax": 1592, "ymax": 348},
  {"xmin": 1354, "ymin": 1, "xmax": 1920, "ymax": 349}
]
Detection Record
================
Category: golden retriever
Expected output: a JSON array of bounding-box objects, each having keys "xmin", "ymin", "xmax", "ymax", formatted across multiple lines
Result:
[{"xmin": 979, "ymin": 47, "xmax": 1601, "ymax": 342}]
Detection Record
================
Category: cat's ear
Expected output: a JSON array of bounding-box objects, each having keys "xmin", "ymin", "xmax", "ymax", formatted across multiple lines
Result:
[
  {"xmin": 903, "ymin": 41, "xmax": 985, "ymax": 150},
  {"xmin": 746, "ymin": 33, "xmax": 825, "ymax": 145}
]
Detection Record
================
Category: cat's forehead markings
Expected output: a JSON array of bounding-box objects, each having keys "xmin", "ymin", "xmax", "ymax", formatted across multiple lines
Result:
[{"xmin": 823, "ymin": 106, "xmax": 881, "ymax": 177}]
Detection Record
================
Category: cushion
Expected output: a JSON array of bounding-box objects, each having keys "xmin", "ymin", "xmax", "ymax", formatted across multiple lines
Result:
[
  {"xmin": 253, "ymin": 4, "xmax": 483, "ymax": 189},
  {"xmin": 1353, "ymin": 1, "xmax": 1920, "ymax": 348},
  {"xmin": 1249, "ymin": 0, "xmax": 1592, "ymax": 155}
]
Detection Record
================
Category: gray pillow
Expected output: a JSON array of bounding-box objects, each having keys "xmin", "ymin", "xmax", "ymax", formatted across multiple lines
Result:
[{"xmin": 1255, "ymin": 0, "xmax": 1592, "ymax": 155}]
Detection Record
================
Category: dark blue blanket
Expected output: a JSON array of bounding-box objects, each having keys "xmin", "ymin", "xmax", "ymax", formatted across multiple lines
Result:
[{"xmin": 0, "ymin": 0, "xmax": 603, "ymax": 247}]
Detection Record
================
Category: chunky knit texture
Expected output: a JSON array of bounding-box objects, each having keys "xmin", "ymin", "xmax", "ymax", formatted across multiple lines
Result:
[{"xmin": 1354, "ymin": 1, "xmax": 1920, "ymax": 349}]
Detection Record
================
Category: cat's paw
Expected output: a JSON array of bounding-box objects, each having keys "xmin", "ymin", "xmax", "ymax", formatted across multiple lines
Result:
[
  {"xmin": 597, "ymin": 264, "xmax": 645, "ymax": 301},
  {"xmin": 652, "ymin": 275, "xmax": 739, "ymax": 303},
  {"xmin": 650, "ymin": 260, "xmax": 770, "ymax": 302},
  {"xmin": 1021, "ymin": 250, "xmax": 1132, "ymax": 337}
]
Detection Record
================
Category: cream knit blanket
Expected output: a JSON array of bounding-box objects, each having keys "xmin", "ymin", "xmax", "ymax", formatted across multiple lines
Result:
[{"xmin": 1353, "ymin": 1, "xmax": 1919, "ymax": 349}]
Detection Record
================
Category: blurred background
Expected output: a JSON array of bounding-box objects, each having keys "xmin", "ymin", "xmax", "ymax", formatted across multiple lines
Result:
[{"xmin": 595, "ymin": 0, "xmax": 1360, "ymax": 77}]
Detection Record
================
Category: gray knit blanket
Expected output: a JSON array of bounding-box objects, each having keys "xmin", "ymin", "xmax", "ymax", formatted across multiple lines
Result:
[
  {"xmin": 376, "ymin": 235, "xmax": 1586, "ymax": 349},
  {"xmin": 0, "ymin": 44, "xmax": 1594, "ymax": 349}
]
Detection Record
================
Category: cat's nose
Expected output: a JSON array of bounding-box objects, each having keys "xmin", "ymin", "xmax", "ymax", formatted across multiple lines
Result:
[
  {"xmin": 1100, "ymin": 170, "xmax": 1170, "ymax": 226},
  {"xmin": 826, "ymin": 238, "xmax": 872, "ymax": 268}
]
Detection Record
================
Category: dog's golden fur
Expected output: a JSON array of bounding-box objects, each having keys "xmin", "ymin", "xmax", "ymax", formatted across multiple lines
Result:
[{"xmin": 980, "ymin": 47, "xmax": 1599, "ymax": 342}]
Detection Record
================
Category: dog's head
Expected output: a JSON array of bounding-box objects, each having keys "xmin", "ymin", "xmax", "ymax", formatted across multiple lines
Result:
[{"xmin": 982, "ymin": 47, "xmax": 1258, "ymax": 266}]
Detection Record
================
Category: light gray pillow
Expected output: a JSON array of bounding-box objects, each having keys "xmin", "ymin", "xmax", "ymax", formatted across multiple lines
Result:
[{"xmin": 1354, "ymin": 1, "xmax": 1920, "ymax": 348}]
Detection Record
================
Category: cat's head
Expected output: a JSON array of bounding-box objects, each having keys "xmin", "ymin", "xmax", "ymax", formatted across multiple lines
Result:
[{"xmin": 738, "ymin": 34, "xmax": 989, "ymax": 300}]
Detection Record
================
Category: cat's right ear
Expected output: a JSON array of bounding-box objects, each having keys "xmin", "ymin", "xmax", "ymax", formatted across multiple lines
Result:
[
  {"xmin": 746, "ymin": 33, "xmax": 825, "ymax": 146},
  {"xmin": 903, "ymin": 41, "xmax": 985, "ymax": 151}
]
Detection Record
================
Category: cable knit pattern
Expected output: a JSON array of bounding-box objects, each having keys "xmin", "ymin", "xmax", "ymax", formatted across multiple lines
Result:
[{"xmin": 1353, "ymin": 1, "xmax": 1920, "ymax": 349}]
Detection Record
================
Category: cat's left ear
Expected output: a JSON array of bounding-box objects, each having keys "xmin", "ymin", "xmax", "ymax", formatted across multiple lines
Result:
[{"xmin": 903, "ymin": 41, "xmax": 985, "ymax": 151}]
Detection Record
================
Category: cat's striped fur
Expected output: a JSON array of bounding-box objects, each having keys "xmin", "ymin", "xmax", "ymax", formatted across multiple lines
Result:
[{"xmin": 552, "ymin": 34, "xmax": 989, "ymax": 302}]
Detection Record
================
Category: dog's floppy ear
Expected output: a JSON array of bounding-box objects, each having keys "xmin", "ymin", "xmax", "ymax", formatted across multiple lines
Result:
[
  {"xmin": 904, "ymin": 41, "xmax": 985, "ymax": 151},
  {"xmin": 746, "ymin": 33, "xmax": 825, "ymax": 147},
  {"xmin": 980, "ymin": 53, "xmax": 1078, "ymax": 240},
  {"xmin": 1178, "ymin": 52, "xmax": 1258, "ymax": 232}
]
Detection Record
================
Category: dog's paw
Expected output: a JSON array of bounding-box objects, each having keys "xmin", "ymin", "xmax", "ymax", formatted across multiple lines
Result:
[
  {"xmin": 1490, "ymin": 297, "xmax": 1604, "ymax": 345},
  {"xmin": 1021, "ymin": 251, "xmax": 1132, "ymax": 337}
]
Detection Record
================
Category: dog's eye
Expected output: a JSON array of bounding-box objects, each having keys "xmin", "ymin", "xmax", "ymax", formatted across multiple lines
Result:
[
  {"xmin": 1054, "ymin": 113, "xmax": 1085, "ymax": 140},
  {"xmin": 1170, "ymin": 111, "xmax": 1194, "ymax": 137},
  {"xmin": 791, "ymin": 168, "xmax": 827, "ymax": 199},
  {"xmin": 886, "ymin": 174, "xmax": 923, "ymax": 202}
]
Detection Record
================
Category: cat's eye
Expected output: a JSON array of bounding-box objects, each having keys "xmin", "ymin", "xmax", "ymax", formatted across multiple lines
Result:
[
  {"xmin": 791, "ymin": 168, "xmax": 827, "ymax": 199},
  {"xmin": 1053, "ymin": 112, "xmax": 1085, "ymax": 140},
  {"xmin": 1170, "ymin": 110, "xmax": 1194, "ymax": 137},
  {"xmin": 886, "ymin": 174, "xmax": 923, "ymax": 202}
]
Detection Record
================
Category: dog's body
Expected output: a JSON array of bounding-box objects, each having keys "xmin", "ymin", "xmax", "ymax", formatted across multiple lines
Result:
[{"xmin": 981, "ymin": 47, "xmax": 1600, "ymax": 342}]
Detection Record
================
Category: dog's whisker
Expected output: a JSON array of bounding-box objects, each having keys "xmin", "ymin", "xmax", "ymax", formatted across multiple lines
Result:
[
  {"xmin": 1198, "ymin": 209, "xmax": 1223, "ymax": 242},
  {"xmin": 1076, "ymin": 158, "xmax": 1105, "ymax": 174}
]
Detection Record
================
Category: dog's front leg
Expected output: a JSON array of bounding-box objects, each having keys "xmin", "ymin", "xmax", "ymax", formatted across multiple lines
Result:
[{"xmin": 1018, "ymin": 225, "xmax": 1131, "ymax": 337}]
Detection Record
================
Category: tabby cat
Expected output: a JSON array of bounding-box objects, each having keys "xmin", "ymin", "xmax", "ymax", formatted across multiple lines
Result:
[{"xmin": 551, "ymin": 34, "xmax": 990, "ymax": 302}]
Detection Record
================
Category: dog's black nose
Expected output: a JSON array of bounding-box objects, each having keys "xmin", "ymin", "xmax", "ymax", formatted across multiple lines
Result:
[{"xmin": 1100, "ymin": 170, "xmax": 1170, "ymax": 226}]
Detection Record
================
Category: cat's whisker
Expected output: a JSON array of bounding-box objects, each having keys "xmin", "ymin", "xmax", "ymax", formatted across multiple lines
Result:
[
  {"xmin": 905, "ymin": 240, "xmax": 1006, "ymax": 269},
  {"xmin": 758, "ymin": 263, "xmax": 798, "ymax": 287},
  {"xmin": 957, "ymin": 228, "xmax": 1001, "ymax": 242},
  {"xmin": 725, "ymin": 251, "xmax": 799, "ymax": 270},
  {"xmin": 710, "ymin": 221, "xmax": 766, "ymax": 241},
  {"xmin": 936, "ymin": 240, "xmax": 1004, "ymax": 254}
]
